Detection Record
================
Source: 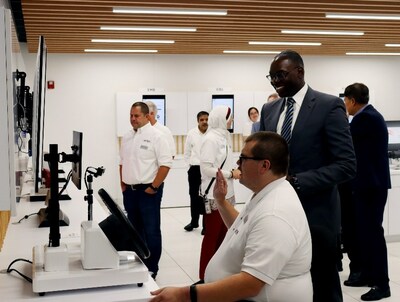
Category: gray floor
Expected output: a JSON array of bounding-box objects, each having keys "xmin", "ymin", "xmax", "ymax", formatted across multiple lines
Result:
[{"xmin": 156, "ymin": 205, "xmax": 400, "ymax": 301}]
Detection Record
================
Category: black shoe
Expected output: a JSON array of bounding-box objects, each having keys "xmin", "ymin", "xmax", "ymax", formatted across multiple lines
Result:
[
  {"xmin": 344, "ymin": 272, "xmax": 369, "ymax": 287},
  {"xmin": 184, "ymin": 223, "xmax": 199, "ymax": 231},
  {"xmin": 361, "ymin": 286, "xmax": 391, "ymax": 301}
]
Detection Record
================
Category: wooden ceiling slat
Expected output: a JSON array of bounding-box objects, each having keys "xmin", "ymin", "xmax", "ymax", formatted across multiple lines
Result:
[{"xmin": 19, "ymin": 0, "xmax": 400, "ymax": 55}]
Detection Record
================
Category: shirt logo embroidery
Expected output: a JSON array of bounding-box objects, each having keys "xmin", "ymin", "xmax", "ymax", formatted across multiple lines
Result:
[{"xmin": 140, "ymin": 145, "xmax": 148, "ymax": 150}]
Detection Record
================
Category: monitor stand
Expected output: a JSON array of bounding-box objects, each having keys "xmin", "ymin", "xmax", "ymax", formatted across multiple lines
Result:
[
  {"xmin": 37, "ymin": 208, "xmax": 70, "ymax": 227},
  {"xmin": 32, "ymin": 222, "xmax": 148, "ymax": 295}
]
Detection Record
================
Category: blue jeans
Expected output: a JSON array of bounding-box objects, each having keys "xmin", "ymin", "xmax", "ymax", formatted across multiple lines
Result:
[{"xmin": 123, "ymin": 184, "xmax": 164, "ymax": 274}]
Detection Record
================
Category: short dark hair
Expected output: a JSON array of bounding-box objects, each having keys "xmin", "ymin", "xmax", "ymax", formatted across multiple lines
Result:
[
  {"xmin": 344, "ymin": 83, "xmax": 369, "ymax": 104},
  {"xmin": 131, "ymin": 101, "xmax": 149, "ymax": 115},
  {"xmin": 247, "ymin": 107, "xmax": 259, "ymax": 118},
  {"xmin": 274, "ymin": 49, "xmax": 304, "ymax": 68},
  {"xmin": 197, "ymin": 111, "xmax": 209, "ymax": 121},
  {"xmin": 245, "ymin": 131, "xmax": 289, "ymax": 176}
]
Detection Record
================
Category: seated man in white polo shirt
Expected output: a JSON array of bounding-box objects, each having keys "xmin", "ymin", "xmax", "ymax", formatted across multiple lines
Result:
[{"xmin": 150, "ymin": 131, "xmax": 312, "ymax": 302}]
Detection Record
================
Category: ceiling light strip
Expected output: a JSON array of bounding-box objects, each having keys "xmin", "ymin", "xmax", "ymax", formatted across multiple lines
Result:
[
  {"xmin": 249, "ymin": 41, "xmax": 321, "ymax": 46},
  {"xmin": 326, "ymin": 13, "xmax": 400, "ymax": 21},
  {"xmin": 282, "ymin": 29, "xmax": 364, "ymax": 36},
  {"xmin": 113, "ymin": 7, "xmax": 227, "ymax": 16},
  {"xmin": 84, "ymin": 49, "xmax": 158, "ymax": 53},
  {"xmin": 100, "ymin": 26, "xmax": 196, "ymax": 32},
  {"xmin": 385, "ymin": 44, "xmax": 400, "ymax": 47},
  {"xmin": 223, "ymin": 50, "xmax": 281, "ymax": 54},
  {"xmin": 92, "ymin": 39, "xmax": 174, "ymax": 44},
  {"xmin": 346, "ymin": 52, "xmax": 400, "ymax": 56}
]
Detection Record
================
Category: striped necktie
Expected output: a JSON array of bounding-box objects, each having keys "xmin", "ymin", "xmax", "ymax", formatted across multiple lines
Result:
[{"xmin": 281, "ymin": 97, "xmax": 295, "ymax": 143}]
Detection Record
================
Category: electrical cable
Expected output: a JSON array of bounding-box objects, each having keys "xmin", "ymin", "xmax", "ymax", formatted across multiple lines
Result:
[
  {"xmin": 12, "ymin": 212, "xmax": 38, "ymax": 224},
  {"xmin": 58, "ymin": 170, "xmax": 72, "ymax": 197},
  {"xmin": 0, "ymin": 258, "xmax": 32, "ymax": 283}
]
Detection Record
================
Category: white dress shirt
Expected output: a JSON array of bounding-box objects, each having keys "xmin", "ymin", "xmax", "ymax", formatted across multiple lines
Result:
[
  {"xmin": 277, "ymin": 83, "xmax": 308, "ymax": 135},
  {"xmin": 184, "ymin": 126, "xmax": 208, "ymax": 166}
]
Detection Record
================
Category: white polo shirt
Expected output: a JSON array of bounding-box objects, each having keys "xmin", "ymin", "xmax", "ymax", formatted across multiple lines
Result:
[
  {"xmin": 205, "ymin": 178, "xmax": 312, "ymax": 302},
  {"xmin": 154, "ymin": 121, "xmax": 176, "ymax": 157},
  {"xmin": 184, "ymin": 127, "xmax": 208, "ymax": 166},
  {"xmin": 120, "ymin": 122, "xmax": 173, "ymax": 185}
]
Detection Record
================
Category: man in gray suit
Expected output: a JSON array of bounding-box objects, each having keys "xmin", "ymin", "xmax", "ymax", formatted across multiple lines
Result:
[{"xmin": 260, "ymin": 50, "xmax": 356, "ymax": 302}]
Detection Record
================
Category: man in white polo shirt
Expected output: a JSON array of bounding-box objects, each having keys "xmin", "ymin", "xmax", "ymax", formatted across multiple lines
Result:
[
  {"xmin": 145, "ymin": 100, "xmax": 176, "ymax": 159},
  {"xmin": 150, "ymin": 132, "xmax": 312, "ymax": 302},
  {"xmin": 119, "ymin": 101, "xmax": 173, "ymax": 279}
]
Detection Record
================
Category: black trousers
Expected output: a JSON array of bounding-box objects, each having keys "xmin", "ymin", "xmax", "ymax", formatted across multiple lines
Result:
[
  {"xmin": 344, "ymin": 188, "xmax": 389, "ymax": 289},
  {"xmin": 188, "ymin": 165, "xmax": 202, "ymax": 225},
  {"xmin": 310, "ymin": 225, "xmax": 343, "ymax": 302}
]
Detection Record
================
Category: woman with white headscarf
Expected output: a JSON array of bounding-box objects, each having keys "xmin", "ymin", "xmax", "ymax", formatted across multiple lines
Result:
[{"xmin": 198, "ymin": 105, "xmax": 241, "ymax": 281}]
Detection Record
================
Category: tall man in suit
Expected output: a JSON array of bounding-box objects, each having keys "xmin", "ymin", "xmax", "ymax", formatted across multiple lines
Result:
[
  {"xmin": 259, "ymin": 50, "xmax": 356, "ymax": 302},
  {"xmin": 342, "ymin": 83, "xmax": 391, "ymax": 301}
]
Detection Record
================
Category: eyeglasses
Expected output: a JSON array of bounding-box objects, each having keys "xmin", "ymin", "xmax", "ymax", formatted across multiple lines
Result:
[
  {"xmin": 238, "ymin": 155, "xmax": 266, "ymax": 164},
  {"xmin": 266, "ymin": 66, "xmax": 300, "ymax": 82}
]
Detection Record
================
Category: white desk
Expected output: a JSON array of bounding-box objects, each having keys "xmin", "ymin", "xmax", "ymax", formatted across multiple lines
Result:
[{"xmin": 0, "ymin": 184, "xmax": 158, "ymax": 301}]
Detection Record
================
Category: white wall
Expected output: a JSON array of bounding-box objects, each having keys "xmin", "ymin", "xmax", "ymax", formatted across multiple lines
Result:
[{"xmin": 21, "ymin": 50, "xmax": 400, "ymax": 204}]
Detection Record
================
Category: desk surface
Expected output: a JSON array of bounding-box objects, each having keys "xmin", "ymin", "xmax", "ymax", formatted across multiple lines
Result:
[{"xmin": 0, "ymin": 184, "xmax": 158, "ymax": 301}]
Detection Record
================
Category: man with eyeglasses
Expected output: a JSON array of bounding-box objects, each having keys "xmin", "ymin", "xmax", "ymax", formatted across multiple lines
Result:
[
  {"xmin": 260, "ymin": 50, "xmax": 356, "ymax": 302},
  {"xmin": 150, "ymin": 131, "xmax": 312, "ymax": 302}
]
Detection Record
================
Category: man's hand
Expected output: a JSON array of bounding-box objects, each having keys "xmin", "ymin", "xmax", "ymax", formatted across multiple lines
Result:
[
  {"xmin": 150, "ymin": 286, "xmax": 189, "ymax": 302},
  {"xmin": 213, "ymin": 168, "xmax": 227, "ymax": 203}
]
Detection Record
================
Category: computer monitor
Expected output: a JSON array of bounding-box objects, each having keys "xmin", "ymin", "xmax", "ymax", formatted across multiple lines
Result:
[
  {"xmin": 71, "ymin": 131, "xmax": 83, "ymax": 190},
  {"xmin": 98, "ymin": 189, "xmax": 150, "ymax": 260},
  {"xmin": 31, "ymin": 36, "xmax": 47, "ymax": 195},
  {"xmin": 386, "ymin": 120, "xmax": 400, "ymax": 152},
  {"xmin": 212, "ymin": 94, "xmax": 234, "ymax": 132}
]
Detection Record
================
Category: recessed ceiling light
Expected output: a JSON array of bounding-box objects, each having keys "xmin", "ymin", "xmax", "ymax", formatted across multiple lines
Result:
[
  {"xmin": 346, "ymin": 52, "xmax": 400, "ymax": 56},
  {"xmin": 113, "ymin": 7, "xmax": 227, "ymax": 16},
  {"xmin": 249, "ymin": 41, "xmax": 321, "ymax": 46},
  {"xmin": 92, "ymin": 39, "xmax": 174, "ymax": 44},
  {"xmin": 326, "ymin": 13, "xmax": 400, "ymax": 21},
  {"xmin": 100, "ymin": 26, "xmax": 196, "ymax": 32},
  {"xmin": 84, "ymin": 49, "xmax": 158, "ymax": 53},
  {"xmin": 385, "ymin": 44, "xmax": 400, "ymax": 47},
  {"xmin": 282, "ymin": 29, "xmax": 364, "ymax": 36},
  {"xmin": 223, "ymin": 50, "xmax": 281, "ymax": 54}
]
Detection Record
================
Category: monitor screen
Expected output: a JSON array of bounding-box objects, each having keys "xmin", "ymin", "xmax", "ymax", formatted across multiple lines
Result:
[
  {"xmin": 31, "ymin": 36, "xmax": 47, "ymax": 194},
  {"xmin": 98, "ymin": 189, "xmax": 150, "ymax": 260},
  {"xmin": 386, "ymin": 121, "xmax": 400, "ymax": 152},
  {"xmin": 71, "ymin": 131, "xmax": 83, "ymax": 190},
  {"xmin": 212, "ymin": 94, "xmax": 234, "ymax": 132},
  {"xmin": 142, "ymin": 95, "xmax": 166, "ymax": 126}
]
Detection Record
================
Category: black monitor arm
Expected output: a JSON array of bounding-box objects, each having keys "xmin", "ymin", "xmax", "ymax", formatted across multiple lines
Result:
[{"xmin": 84, "ymin": 167, "xmax": 105, "ymax": 221}]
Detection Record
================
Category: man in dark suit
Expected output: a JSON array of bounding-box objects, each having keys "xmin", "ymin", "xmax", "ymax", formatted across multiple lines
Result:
[
  {"xmin": 260, "ymin": 50, "xmax": 356, "ymax": 302},
  {"xmin": 342, "ymin": 83, "xmax": 391, "ymax": 301}
]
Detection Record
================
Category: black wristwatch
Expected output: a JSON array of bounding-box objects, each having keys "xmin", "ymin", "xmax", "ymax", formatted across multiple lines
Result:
[
  {"xmin": 288, "ymin": 175, "xmax": 301, "ymax": 191},
  {"xmin": 149, "ymin": 184, "xmax": 158, "ymax": 192}
]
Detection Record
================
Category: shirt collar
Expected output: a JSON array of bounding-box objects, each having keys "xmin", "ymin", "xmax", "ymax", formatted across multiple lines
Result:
[
  {"xmin": 133, "ymin": 121, "xmax": 151, "ymax": 134},
  {"xmin": 290, "ymin": 83, "xmax": 308, "ymax": 108}
]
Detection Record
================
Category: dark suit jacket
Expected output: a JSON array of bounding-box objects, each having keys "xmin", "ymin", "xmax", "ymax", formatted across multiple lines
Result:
[
  {"xmin": 260, "ymin": 86, "xmax": 356, "ymax": 233},
  {"xmin": 350, "ymin": 105, "xmax": 391, "ymax": 190}
]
